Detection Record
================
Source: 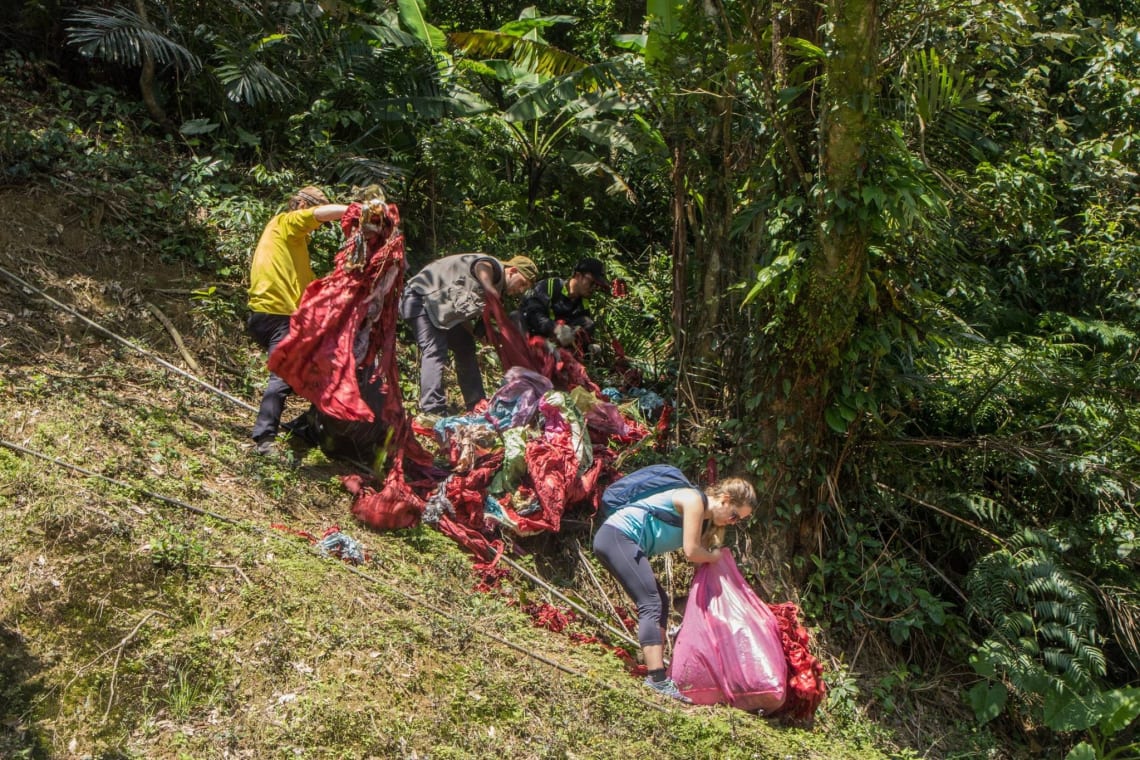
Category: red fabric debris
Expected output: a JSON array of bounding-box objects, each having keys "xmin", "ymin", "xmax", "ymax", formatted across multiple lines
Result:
[
  {"xmin": 271, "ymin": 522, "xmax": 319, "ymax": 542},
  {"xmin": 267, "ymin": 209, "xmax": 667, "ymax": 651},
  {"xmin": 519, "ymin": 437, "xmax": 602, "ymax": 534},
  {"xmin": 482, "ymin": 296, "xmax": 601, "ymax": 395},
  {"xmin": 270, "ymin": 203, "xmax": 397, "ymax": 421},
  {"xmin": 610, "ymin": 646, "xmax": 649, "ymax": 676},
  {"xmin": 610, "ymin": 339, "xmax": 643, "ymax": 390},
  {"xmin": 268, "ymin": 202, "xmax": 429, "ymax": 467},
  {"xmin": 445, "ymin": 453, "xmax": 503, "ymax": 530},
  {"xmin": 522, "ymin": 602, "xmax": 575, "ymax": 633},
  {"xmin": 768, "ymin": 601, "xmax": 827, "ymax": 721},
  {"xmin": 705, "ymin": 458, "xmax": 718, "ymax": 486},
  {"xmin": 482, "ymin": 296, "xmax": 543, "ymax": 375},
  {"xmin": 654, "ymin": 403, "xmax": 672, "ymax": 450},
  {"xmin": 435, "ymin": 513, "xmax": 505, "ymax": 573},
  {"xmin": 344, "ymin": 467, "xmax": 424, "ymax": 531}
]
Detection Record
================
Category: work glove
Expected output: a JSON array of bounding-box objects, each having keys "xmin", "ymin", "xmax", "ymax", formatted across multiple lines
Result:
[{"xmin": 553, "ymin": 323, "xmax": 576, "ymax": 347}]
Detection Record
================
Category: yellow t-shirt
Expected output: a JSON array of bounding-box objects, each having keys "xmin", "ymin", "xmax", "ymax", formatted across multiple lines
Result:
[{"xmin": 247, "ymin": 208, "xmax": 322, "ymax": 315}]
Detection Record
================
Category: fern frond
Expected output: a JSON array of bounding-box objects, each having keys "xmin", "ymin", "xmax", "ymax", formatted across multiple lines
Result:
[
  {"xmin": 967, "ymin": 539, "xmax": 1108, "ymax": 704},
  {"xmin": 954, "ymin": 492, "xmax": 1010, "ymax": 531}
]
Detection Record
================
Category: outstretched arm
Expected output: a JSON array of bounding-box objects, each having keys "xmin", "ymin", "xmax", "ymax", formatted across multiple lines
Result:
[{"xmin": 313, "ymin": 204, "xmax": 349, "ymax": 222}]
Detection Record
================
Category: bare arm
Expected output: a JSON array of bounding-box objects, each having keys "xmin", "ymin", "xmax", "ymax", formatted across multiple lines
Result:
[
  {"xmin": 678, "ymin": 489, "xmax": 721, "ymax": 564},
  {"xmin": 313, "ymin": 204, "xmax": 349, "ymax": 222},
  {"xmin": 473, "ymin": 259, "xmax": 501, "ymax": 300}
]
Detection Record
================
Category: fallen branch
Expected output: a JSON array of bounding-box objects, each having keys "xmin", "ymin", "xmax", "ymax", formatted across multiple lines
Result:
[
  {"xmin": 101, "ymin": 610, "xmax": 167, "ymax": 723},
  {"xmin": 208, "ymin": 563, "xmax": 253, "ymax": 587},
  {"xmin": 144, "ymin": 301, "xmax": 202, "ymax": 374},
  {"xmin": 500, "ymin": 555, "xmax": 639, "ymax": 650}
]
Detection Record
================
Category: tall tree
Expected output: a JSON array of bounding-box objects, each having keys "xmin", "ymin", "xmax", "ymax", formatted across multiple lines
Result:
[{"xmin": 647, "ymin": 0, "xmax": 889, "ymax": 570}]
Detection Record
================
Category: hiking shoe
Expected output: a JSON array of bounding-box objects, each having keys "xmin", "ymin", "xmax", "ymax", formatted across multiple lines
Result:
[
  {"xmin": 253, "ymin": 437, "xmax": 276, "ymax": 456},
  {"xmin": 644, "ymin": 676, "xmax": 692, "ymax": 703}
]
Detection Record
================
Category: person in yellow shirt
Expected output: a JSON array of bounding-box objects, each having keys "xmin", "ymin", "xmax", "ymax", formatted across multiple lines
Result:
[{"xmin": 246, "ymin": 186, "xmax": 347, "ymax": 454}]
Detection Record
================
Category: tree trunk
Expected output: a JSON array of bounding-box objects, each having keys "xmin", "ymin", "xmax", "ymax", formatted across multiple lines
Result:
[
  {"xmin": 133, "ymin": 0, "xmax": 169, "ymax": 126},
  {"xmin": 653, "ymin": 0, "xmax": 880, "ymax": 577},
  {"xmin": 761, "ymin": 0, "xmax": 879, "ymax": 575}
]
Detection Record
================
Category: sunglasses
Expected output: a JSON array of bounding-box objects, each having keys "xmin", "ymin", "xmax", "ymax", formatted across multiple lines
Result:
[{"xmin": 726, "ymin": 509, "xmax": 750, "ymax": 525}]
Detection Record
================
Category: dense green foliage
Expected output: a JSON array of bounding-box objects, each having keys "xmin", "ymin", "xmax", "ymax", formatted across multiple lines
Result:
[{"xmin": 4, "ymin": 0, "xmax": 1139, "ymax": 756}]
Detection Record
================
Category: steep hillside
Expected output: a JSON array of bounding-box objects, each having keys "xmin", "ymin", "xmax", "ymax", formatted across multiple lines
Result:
[{"xmin": 0, "ymin": 187, "xmax": 890, "ymax": 759}]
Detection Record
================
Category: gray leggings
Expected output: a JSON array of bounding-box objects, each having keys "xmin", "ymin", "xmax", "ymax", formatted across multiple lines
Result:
[{"xmin": 593, "ymin": 524, "xmax": 668, "ymax": 647}]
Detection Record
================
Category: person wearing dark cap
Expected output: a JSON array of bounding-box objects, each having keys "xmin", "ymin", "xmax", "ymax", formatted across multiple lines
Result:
[
  {"xmin": 246, "ymin": 186, "xmax": 348, "ymax": 455},
  {"xmin": 400, "ymin": 253, "xmax": 538, "ymax": 416},
  {"xmin": 519, "ymin": 257, "xmax": 610, "ymax": 348}
]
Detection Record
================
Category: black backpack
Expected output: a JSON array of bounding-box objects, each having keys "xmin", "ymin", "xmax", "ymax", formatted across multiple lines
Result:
[{"xmin": 600, "ymin": 464, "xmax": 704, "ymax": 527}]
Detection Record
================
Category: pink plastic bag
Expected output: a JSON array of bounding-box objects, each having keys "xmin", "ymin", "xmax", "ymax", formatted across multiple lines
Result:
[{"xmin": 669, "ymin": 550, "xmax": 787, "ymax": 713}]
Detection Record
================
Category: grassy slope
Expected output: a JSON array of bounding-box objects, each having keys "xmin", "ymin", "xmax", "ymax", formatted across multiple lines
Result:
[{"xmin": 0, "ymin": 185, "xmax": 892, "ymax": 759}]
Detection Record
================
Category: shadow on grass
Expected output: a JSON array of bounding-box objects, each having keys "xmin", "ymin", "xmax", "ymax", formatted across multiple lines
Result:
[{"xmin": 0, "ymin": 623, "xmax": 50, "ymax": 760}]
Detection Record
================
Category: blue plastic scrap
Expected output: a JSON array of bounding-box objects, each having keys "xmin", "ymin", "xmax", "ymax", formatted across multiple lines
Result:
[{"xmin": 317, "ymin": 530, "xmax": 366, "ymax": 565}]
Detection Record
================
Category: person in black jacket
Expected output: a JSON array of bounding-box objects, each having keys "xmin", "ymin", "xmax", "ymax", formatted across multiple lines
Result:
[{"xmin": 519, "ymin": 257, "xmax": 610, "ymax": 347}]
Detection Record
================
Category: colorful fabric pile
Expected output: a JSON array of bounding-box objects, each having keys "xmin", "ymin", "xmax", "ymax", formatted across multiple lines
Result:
[{"xmin": 270, "ymin": 205, "xmax": 650, "ymax": 563}]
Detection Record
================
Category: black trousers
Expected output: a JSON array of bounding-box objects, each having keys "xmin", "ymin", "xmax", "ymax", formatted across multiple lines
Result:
[{"xmin": 246, "ymin": 312, "xmax": 292, "ymax": 441}]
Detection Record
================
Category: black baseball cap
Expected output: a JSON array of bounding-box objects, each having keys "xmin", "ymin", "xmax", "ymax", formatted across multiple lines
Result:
[{"xmin": 574, "ymin": 257, "xmax": 611, "ymax": 289}]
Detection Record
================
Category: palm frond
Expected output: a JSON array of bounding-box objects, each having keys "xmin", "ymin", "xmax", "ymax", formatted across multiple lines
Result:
[
  {"xmin": 67, "ymin": 7, "xmax": 200, "ymax": 73},
  {"xmin": 336, "ymin": 156, "xmax": 405, "ymax": 192},
  {"xmin": 213, "ymin": 38, "xmax": 293, "ymax": 107},
  {"xmin": 891, "ymin": 48, "xmax": 995, "ymax": 165}
]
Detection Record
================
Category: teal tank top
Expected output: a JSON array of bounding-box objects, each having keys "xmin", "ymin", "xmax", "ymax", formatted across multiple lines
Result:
[{"xmin": 604, "ymin": 487, "xmax": 690, "ymax": 557}]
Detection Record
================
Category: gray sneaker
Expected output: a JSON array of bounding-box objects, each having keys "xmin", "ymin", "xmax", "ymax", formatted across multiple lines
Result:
[
  {"xmin": 253, "ymin": 437, "xmax": 276, "ymax": 456},
  {"xmin": 644, "ymin": 676, "xmax": 692, "ymax": 703}
]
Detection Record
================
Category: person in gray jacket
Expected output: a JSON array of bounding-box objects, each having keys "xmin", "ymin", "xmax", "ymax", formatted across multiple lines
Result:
[{"xmin": 400, "ymin": 253, "xmax": 538, "ymax": 415}]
